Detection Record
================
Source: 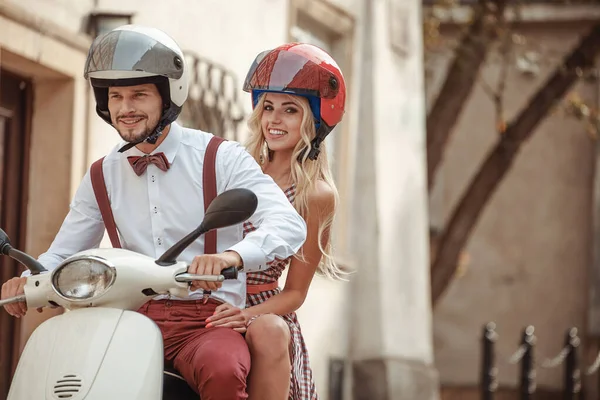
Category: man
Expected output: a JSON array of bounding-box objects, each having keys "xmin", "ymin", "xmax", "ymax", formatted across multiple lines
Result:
[{"xmin": 0, "ymin": 25, "xmax": 306, "ymax": 399}]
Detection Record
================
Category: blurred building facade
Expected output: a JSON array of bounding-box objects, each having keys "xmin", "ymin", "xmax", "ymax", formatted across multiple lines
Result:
[
  {"xmin": 425, "ymin": 2, "xmax": 600, "ymax": 398},
  {"xmin": 0, "ymin": 0, "xmax": 434, "ymax": 399}
]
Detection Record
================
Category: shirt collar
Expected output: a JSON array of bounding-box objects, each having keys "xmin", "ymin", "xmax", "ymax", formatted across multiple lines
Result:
[{"xmin": 122, "ymin": 122, "xmax": 182, "ymax": 164}]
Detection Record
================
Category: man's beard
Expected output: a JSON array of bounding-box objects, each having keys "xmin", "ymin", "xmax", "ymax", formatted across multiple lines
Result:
[{"xmin": 116, "ymin": 121, "xmax": 158, "ymax": 144}]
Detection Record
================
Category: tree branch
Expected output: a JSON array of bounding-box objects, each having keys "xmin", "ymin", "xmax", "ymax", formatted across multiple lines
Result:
[
  {"xmin": 494, "ymin": 22, "xmax": 513, "ymax": 133},
  {"xmin": 426, "ymin": 0, "xmax": 508, "ymax": 190},
  {"xmin": 431, "ymin": 22, "xmax": 600, "ymax": 305}
]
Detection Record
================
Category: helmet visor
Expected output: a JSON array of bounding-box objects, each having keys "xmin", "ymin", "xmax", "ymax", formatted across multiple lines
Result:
[
  {"xmin": 243, "ymin": 49, "xmax": 339, "ymax": 99},
  {"xmin": 84, "ymin": 30, "xmax": 184, "ymax": 80}
]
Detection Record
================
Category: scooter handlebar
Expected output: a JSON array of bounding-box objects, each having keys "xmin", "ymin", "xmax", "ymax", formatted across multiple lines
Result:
[
  {"xmin": 175, "ymin": 267, "xmax": 239, "ymax": 283},
  {"xmin": 220, "ymin": 266, "xmax": 239, "ymax": 280},
  {"xmin": 0, "ymin": 294, "xmax": 26, "ymax": 307}
]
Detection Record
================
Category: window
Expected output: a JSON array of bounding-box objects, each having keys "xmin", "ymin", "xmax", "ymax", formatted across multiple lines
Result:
[
  {"xmin": 178, "ymin": 52, "xmax": 245, "ymax": 141},
  {"xmin": 86, "ymin": 12, "xmax": 133, "ymax": 37}
]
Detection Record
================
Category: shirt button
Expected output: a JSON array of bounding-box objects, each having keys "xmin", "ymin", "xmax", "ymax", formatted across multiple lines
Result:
[
  {"xmin": 151, "ymin": 175, "xmax": 156, "ymax": 182},
  {"xmin": 154, "ymin": 207, "xmax": 158, "ymax": 214},
  {"xmin": 158, "ymin": 238, "xmax": 162, "ymax": 246}
]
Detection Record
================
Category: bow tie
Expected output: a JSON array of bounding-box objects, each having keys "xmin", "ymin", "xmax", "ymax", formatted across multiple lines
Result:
[{"xmin": 127, "ymin": 152, "xmax": 170, "ymax": 176}]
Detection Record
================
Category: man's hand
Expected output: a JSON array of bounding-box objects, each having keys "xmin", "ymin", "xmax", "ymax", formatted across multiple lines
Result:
[
  {"xmin": 1, "ymin": 277, "xmax": 27, "ymax": 317},
  {"xmin": 188, "ymin": 251, "xmax": 242, "ymax": 291},
  {"xmin": 206, "ymin": 303, "xmax": 250, "ymax": 333}
]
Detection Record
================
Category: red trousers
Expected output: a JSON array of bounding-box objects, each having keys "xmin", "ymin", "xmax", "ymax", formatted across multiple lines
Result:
[{"xmin": 137, "ymin": 298, "xmax": 250, "ymax": 399}]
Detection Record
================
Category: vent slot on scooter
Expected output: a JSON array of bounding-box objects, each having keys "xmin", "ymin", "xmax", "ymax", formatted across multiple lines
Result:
[{"xmin": 53, "ymin": 374, "xmax": 83, "ymax": 399}]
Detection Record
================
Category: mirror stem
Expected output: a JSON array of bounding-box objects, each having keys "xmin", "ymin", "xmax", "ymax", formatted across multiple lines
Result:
[
  {"xmin": 156, "ymin": 225, "xmax": 208, "ymax": 266},
  {"xmin": 7, "ymin": 247, "xmax": 47, "ymax": 275}
]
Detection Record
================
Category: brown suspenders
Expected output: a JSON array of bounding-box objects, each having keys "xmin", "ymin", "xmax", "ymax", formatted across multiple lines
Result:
[{"xmin": 90, "ymin": 136, "xmax": 226, "ymax": 254}]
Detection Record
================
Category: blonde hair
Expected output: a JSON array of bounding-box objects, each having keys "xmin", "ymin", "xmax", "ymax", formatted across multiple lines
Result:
[{"xmin": 245, "ymin": 93, "xmax": 344, "ymax": 279}]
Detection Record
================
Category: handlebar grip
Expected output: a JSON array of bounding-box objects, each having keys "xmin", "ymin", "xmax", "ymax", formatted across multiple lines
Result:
[
  {"xmin": 0, "ymin": 294, "xmax": 26, "ymax": 307},
  {"xmin": 221, "ymin": 266, "xmax": 239, "ymax": 280}
]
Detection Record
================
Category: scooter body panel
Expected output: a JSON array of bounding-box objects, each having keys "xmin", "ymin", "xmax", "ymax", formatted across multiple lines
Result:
[
  {"xmin": 8, "ymin": 307, "xmax": 164, "ymax": 400},
  {"xmin": 23, "ymin": 249, "xmax": 190, "ymax": 312}
]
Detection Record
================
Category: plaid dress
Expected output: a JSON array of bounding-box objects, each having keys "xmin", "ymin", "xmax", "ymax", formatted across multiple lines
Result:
[{"xmin": 244, "ymin": 185, "xmax": 319, "ymax": 400}]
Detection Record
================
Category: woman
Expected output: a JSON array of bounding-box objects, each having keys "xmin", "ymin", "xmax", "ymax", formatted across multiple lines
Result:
[{"xmin": 206, "ymin": 43, "xmax": 347, "ymax": 400}]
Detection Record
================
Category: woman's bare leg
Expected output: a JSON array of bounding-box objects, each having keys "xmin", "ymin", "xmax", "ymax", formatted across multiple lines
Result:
[{"xmin": 245, "ymin": 314, "xmax": 291, "ymax": 400}]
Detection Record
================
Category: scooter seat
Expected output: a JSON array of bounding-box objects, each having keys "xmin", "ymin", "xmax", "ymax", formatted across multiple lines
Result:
[{"xmin": 163, "ymin": 367, "xmax": 198, "ymax": 400}]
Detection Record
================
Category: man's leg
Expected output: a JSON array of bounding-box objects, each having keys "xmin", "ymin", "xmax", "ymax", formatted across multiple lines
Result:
[
  {"xmin": 173, "ymin": 325, "xmax": 251, "ymax": 400},
  {"xmin": 138, "ymin": 299, "xmax": 251, "ymax": 400}
]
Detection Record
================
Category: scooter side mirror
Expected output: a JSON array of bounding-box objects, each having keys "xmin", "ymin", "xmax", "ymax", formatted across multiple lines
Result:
[
  {"xmin": 156, "ymin": 188, "xmax": 258, "ymax": 266},
  {"xmin": 0, "ymin": 228, "xmax": 47, "ymax": 274},
  {"xmin": 199, "ymin": 188, "xmax": 258, "ymax": 232},
  {"xmin": 0, "ymin": 229, "xmax": 12, "ymax": 255}
]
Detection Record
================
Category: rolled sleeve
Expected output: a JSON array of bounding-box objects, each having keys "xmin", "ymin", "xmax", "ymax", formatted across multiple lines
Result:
[{"xmin": 226, "ymin": 240, "xmax": 268, "ymax": 272}]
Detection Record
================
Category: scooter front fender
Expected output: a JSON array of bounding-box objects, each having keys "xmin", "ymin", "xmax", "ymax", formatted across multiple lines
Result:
[{"xmin": 8, "ymin": 307, "xmax": 164, "ymax": 400}]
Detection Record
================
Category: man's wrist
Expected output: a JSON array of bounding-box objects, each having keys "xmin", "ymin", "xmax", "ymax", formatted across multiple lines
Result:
[{"xmin": 224, "ymin": 250, "xmax": 243, "ymax": 268}]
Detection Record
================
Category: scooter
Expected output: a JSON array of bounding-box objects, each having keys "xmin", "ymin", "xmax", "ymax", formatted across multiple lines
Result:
[{"xmin": 0, "ymin": 188, "xmax": 258, "ymax": 400}]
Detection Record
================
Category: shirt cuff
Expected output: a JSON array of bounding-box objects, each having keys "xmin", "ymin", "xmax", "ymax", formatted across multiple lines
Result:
[{"xmin": 226, "ymin": 240, "xmax": 268, "ymax": 272}]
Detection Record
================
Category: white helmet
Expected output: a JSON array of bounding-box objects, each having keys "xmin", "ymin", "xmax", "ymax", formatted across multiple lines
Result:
[{"xmin": 84, "ymin": 25, "xmax": 189, "ymax": 148}]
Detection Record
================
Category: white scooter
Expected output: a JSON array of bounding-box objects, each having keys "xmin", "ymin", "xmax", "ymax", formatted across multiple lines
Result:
[{"xmin": 0, "ymin": 188, "xmax": 258, "ymax": 400}]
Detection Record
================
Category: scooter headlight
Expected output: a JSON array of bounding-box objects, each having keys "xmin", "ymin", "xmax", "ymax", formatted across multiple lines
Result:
[{"xmin": 52, "ymin": 256, "xmax": 116, "ymax": 301}]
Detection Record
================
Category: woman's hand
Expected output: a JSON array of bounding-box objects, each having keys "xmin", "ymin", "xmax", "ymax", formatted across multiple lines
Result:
[{"xmin": 206, "ymin": 303, "xmax": 250, "ymax": 333}]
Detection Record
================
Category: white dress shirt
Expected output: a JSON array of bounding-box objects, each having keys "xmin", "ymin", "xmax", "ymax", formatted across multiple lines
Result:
[{"xmin": 31, "ymin": 122, "xmax": 307, "ymax": 308}]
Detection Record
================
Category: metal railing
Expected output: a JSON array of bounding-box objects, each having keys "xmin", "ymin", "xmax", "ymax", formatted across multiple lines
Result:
[{"xmin": 480, "ymin": 322, "xmax": 594, "ymax": 400}]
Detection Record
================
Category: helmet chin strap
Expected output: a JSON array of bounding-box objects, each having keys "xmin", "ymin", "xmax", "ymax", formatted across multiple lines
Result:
[
  {"xmin": 297, "ymin": 137, "xmax": 323, "ymax": 162},
  {"xmin": 297, "ymin": 123, "xmax": 332, "ymax": 162},
  {"xmin": 117, "ymin": 120, "xmax": 167, "ymax": 153},
  {"xmin": 306, "ymin": 137, "xmax": 322, "ymax": 160}
]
